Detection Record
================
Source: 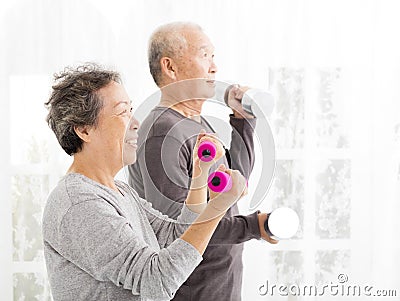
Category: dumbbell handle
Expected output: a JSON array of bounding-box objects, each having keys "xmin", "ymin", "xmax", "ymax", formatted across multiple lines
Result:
[
  {"xmin": 263, "ymin": 214, "xmax": 273, "ymax": 237},
  {"xmin": 208, "ymin": 171, "xmax": 232, "ymax": 193},
  {"xmin": 198, "ymin": 140, "xmax": 216, "ymax": 162}
]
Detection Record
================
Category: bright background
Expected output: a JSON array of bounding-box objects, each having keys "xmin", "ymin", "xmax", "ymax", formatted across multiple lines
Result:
[{"xmin": 1, "ymin": 0, "xmax": 400, "ymax": 300}]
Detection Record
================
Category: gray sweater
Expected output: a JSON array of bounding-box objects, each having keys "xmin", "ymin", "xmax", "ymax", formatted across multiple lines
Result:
[
  {"xmin": 129, "ymin": 107, "xmax": 261, "ymax": 301},
  {"xmin": 42, "ymin": 173, "xmax": 202, "ymax": 301}
]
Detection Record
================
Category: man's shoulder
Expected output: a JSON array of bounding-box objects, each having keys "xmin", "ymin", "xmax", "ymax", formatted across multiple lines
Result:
[
  {"xmin": 139, "ymin": 107, "xmax": 180, "ymax": 136},
  {"xmin": 139, "ymin": 107, "xmax": 203, "ymax": 143}
]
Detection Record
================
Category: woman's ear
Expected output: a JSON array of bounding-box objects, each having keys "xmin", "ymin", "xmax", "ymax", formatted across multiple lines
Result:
[
  {"xmin": 160, "ymin": 57, "xmax": 177, "ymax": 81},
  {"xmin": 74, "ymin": 125, "xmax": 92, "ymax": 143}
]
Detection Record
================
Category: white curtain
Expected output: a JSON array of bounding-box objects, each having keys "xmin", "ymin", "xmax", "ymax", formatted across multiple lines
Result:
[{"xmin": 1, "ymin": 0, "xmax": 399, "ymax": 300}]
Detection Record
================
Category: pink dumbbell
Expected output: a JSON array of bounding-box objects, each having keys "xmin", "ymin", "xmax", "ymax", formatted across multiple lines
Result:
[
  {"xmin": 198, "ymin": 140, "xmax": 217, "ymax": 162},
  {"xmin": 208, "ymin": 171, "xmax": 232, "ymax": 193}
]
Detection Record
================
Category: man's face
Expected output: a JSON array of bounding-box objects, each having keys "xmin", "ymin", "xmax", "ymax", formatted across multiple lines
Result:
[
  {"xmin": 172, "ymin": 29, "xmax": 218, "ymax": 100},
  {"xmin": 92, "ymin": 81, "xmax": 139, "ymax": 168}
]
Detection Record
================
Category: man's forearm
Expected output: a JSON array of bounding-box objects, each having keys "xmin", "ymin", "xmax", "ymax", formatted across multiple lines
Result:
[{"xmin": 207, "ymin": 211, "xmax": 261, "ymax": 245}]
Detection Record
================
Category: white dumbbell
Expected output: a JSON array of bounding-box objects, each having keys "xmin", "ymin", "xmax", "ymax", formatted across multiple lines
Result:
[
  {"xmin": 264, "ymin": 207, "xmax": 299, "ymax": 240},
  {"xmin": 213, "ymin": 81, "xmax": 274, "ymax": 118}
]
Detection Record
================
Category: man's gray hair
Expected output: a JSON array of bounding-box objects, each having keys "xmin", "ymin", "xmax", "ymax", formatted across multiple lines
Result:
[{"xmin": 148, "ymin": 22, "xmax": 202, "ymax": 86}]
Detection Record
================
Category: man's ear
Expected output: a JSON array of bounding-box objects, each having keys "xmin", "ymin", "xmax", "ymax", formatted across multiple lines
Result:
[
  {"xmin": 74, "ymin": 125, "xmax": 92, "ymax": 143},
  {"xmin": 160, "ymin": 57, "xmax": 177, "ymax": 81}
]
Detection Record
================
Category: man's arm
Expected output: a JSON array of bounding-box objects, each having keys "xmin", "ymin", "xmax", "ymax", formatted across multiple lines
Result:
[
  {"xmin": 129, "ymin": 134, "xmax": 262, "ymax": 245},
  {"xmin": 225, "ymin": 85, "xmax": 257, "ymax": 178},
  {"xmin": 228, "ymin": 116, "xmax": 257, "ymax": 179}
]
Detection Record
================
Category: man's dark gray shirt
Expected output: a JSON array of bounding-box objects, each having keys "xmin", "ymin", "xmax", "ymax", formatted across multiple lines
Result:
[{"xmin": 129, "ymin": 106, "xmax": 261, "ymax": 301}]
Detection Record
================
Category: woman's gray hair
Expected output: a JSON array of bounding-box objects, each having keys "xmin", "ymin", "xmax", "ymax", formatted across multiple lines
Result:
[
  {"xmin": 45, "ymin": 63, "xmax": 121, "ymax": 155},
  {"xmin": 148, "ymin": 22, "xmax": 202, "ymax": 86}
]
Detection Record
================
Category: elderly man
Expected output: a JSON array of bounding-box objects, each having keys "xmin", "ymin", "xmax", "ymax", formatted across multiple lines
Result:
[
  {"xmin": 129, "ymin": 23, "xmax": 277, "ymax": 301},
  {"xmin": 42, "ymin": 63, "xmax": 248, "ymax": 301}
]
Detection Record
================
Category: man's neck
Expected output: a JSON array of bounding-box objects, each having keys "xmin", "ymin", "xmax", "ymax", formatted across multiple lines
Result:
[{"xmin": 159, "ymin": 96, "xmax": 204, "ymax": 122}]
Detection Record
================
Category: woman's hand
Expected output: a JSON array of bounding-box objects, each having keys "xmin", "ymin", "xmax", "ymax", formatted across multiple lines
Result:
[
  {"xmin": 207, "ymin": 164, "xmax": 248, "ymax": 213},
  {"xmin": 192, "ymin": 129, "xmax": 225, "ymax": 178}
]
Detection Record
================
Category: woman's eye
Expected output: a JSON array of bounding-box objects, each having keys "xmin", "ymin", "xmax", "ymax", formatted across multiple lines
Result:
[{"xmin": 119, "ymin": 107, "xmax": 133, "ymax": 116}]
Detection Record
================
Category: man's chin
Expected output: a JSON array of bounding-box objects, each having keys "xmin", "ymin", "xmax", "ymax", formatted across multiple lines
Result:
[{"xmin": 202, "ymin": 85, "xmax": 216, "ymax": 99}]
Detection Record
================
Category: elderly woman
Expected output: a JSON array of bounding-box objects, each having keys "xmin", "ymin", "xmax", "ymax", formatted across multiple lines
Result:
[{"xmin": 42, "ymin": 64, "xmax": 247, "ymax": 301}]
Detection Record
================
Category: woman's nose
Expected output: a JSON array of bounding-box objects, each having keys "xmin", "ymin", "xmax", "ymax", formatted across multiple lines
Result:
[{"xmin": 129, "ymin": 116, "xmax": 140, "ymax": 130}]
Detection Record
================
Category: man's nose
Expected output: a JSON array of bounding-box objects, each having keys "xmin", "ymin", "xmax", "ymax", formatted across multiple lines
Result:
[{"xmin": 210, "ymin": 61, "xmax": 218, "ymax": 74}]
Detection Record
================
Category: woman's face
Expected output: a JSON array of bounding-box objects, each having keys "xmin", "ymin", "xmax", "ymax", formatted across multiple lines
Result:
[{"xmin": 90, "ymin": 81, "xmax": 139, "ymax": 169}]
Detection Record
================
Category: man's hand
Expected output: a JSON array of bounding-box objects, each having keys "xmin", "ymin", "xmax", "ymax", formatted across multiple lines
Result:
[
  {"xmin": 226, "ymin": 85, "xmax": 255, "ymax": 119},
  {"xmin": 258, "ymin": 212, "xmax": 279, "ymax": 244}
]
